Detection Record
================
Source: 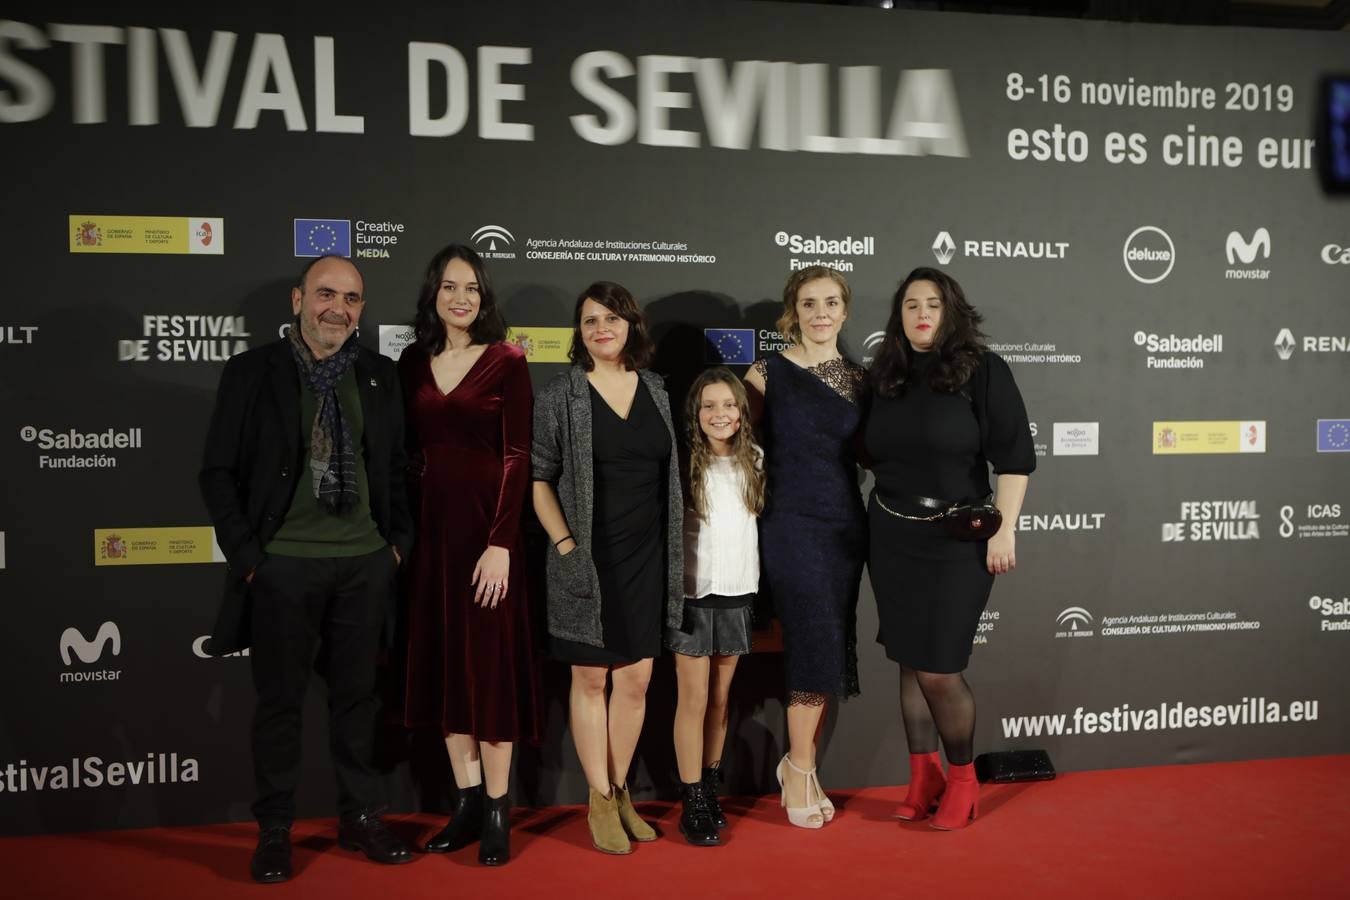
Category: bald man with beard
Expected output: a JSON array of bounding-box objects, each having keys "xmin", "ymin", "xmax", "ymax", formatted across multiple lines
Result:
[{"xmin": 200, "ymin": 255, "xmax": 415, "ymax": 883}]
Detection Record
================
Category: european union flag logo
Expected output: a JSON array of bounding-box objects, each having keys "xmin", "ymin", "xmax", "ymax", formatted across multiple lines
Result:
[
  {"xmin": 1317, "ymin": 419, "xmax": 1350, "ymax": 452},
  {"xmin": 704, "ymin": 328, "xmax": 756, "ymax": 365},
  {"xmin": 294, "ymin": 219, "xmax": 352, "ymax": 257}
]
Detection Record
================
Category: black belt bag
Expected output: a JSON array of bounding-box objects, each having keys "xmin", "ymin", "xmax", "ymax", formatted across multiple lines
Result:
[{"xmin": 874, "ymin": 491, "xmax": 1003, "ymax": 541}]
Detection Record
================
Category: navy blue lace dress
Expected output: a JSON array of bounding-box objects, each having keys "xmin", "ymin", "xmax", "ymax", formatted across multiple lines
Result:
[{"xmin": 754, "ymin": 354, "xmax": 867, "ymax": 699}]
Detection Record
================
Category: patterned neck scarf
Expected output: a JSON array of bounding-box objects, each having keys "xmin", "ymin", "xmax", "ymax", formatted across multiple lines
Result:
[{"xmin": 287, "ymin": 323, "xmax": 361, "ymax": 513}]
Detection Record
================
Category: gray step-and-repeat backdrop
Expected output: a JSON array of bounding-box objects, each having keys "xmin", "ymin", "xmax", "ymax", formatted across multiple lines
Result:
[{"xmin": 1, "ymin": 1, "xmax": 1346, "ymax": 836}]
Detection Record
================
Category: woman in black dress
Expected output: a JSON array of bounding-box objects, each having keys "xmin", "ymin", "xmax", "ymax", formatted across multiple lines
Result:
[
  {"xmin": 865, "ymin": 267, "xmax": 1034, "ymax": 830},
  {"xmin": 745, "ymin": 265, "xmax": 867, "ymax": 829},
  {"xmin": 531, "ymin": 282, "xmax": 683, "ymax": 854}
]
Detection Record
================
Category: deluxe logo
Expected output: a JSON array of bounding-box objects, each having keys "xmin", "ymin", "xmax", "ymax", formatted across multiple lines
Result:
[
  {"xmin": 1321, "ymin": 244, "xmax": 1350, "ymax": 265},
  {"xmin": 1133, "ymin": 330, "xmax": 1222, "ymax": 371},
  {"xmin": 0, "ymin": 753, "xmax": 199, "ymax": 792},
  {"xmin": 1, "ymin": 326, "xmax": 38, "ymax": 345},
  {"xmin": 1053, "ymin": 422, "xmax": 1099, "ymax": 456},
  {"xmin": 1123, "ymin": 226, "xmax": 1175, "ymax": 284},
  {"xmin": 1224, "ymin": 228, "xmax": 1270, "ymax": 280},
  {"xmin": 1161, "ymin": 500, "xmax": 1260, "ymax": 542},
  {"xmin": 473, "ymin": 224, "xmax": 517, "ymax": 260},
  {"xmin": 931, "ymin": 231, "xmax": 1069, "ymax": 264},
  {"xmin": 1054, "ymin": 606, "xmax": 1095, "ymax": 638},
  {"xmin": 19, "ymin": 424, "xmax": 141, "ymax": 470},
  {"xmin": 776, "ymin": 230, "xmax": 874, "ymax": 273},
  {"xmin": 1271, "ymin": 329, "xmax": 1350, "ymax": 359},
  {"xmin": 59, "ymin": 622, "xmax": 122, "ymax": 684}
]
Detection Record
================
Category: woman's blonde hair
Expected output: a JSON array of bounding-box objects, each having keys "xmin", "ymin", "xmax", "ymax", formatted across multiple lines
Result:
[
  {"xmin": 684, "ymin": 367, "xmax": 765, "ymax": 520},
  {"xmin": 776, "ymin": 265, "xmax": 852, "ymax": 345}
]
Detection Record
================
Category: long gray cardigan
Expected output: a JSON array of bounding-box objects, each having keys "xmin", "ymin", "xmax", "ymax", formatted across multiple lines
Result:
[{"xmin": 531, "ymin": 365, "xmax": 684, "ymax": 648}]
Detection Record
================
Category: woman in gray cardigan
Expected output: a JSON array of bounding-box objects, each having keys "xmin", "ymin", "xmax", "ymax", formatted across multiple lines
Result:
[{"xmin": 531, "ymin": 281, "xmax": 684, "ymax": 855}]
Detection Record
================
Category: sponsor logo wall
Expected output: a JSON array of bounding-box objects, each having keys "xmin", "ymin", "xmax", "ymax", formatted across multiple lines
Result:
[{"xmin": 0, "ymin": 0, "xmax": 1345, "ymax": 836}]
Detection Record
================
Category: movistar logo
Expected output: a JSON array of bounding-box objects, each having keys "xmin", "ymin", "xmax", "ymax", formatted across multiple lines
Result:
[
  {"xmin": 60, "ymin": 622, "xmax": 121, "ymax": 665},
  {"xmin": 1226, "ymin": 228, "xmax": 1270, "ymax": 265}
]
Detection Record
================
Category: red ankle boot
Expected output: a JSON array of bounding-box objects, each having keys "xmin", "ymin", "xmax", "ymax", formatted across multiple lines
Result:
[
  {"xmin": 930, "ymin": 762, "xmax": 979, "ymax": 830},
  {"xmin": 896, "ymin": 752, "xmax": 946, "ymax": 821}
]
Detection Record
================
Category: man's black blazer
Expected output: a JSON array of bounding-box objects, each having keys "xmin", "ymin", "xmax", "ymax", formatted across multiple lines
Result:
[{"xmin": 198, "ymin": 338, "xmax": 414, "ymax": 655}]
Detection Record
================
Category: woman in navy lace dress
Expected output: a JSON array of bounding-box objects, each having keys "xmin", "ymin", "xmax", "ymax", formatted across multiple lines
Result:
[{"xmin": 744, "ymin": 265, "xmax": 866, "ymax": 829}]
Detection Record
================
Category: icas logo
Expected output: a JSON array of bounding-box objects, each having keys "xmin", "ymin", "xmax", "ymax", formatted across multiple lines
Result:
[{"xmin": 196, "ymin": 221, "xmax": 213, "ymax": 247}]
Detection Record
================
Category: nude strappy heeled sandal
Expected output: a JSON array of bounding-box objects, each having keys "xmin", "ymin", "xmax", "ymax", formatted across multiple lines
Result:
[{"xmin": 776, "ymin": 755, "xmax": 824, "ymax": 829}]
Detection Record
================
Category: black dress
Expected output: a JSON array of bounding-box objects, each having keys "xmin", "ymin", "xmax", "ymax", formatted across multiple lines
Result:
[
  {"xmin": 864, "ymin": 350, "xmax": 1035, "ymax": 673},
  {"xmin": 550, "ymin": 381, "xmax": 671, "ymax": 665},
  {"xmin": 755, "ymin": 354, "xmax": 867, "ymax": 698}
]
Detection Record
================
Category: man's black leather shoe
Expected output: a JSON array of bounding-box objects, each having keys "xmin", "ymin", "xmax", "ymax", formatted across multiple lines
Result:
[
  {"xmin": 250, "ymin": 826, "xmax": 293, "ymax": 883},
  {"xmin": 337, "ymin": 811, "xmax": 414, "ymax": 865}
]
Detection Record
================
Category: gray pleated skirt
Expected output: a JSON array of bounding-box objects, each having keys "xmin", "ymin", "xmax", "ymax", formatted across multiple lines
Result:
[{"xmin": 664, "ymin": 594, "xmax": 754, "ymax": 656}]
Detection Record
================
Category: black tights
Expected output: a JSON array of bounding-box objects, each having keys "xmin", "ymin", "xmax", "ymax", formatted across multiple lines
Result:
[{"xmin": 898, "ymin": 666, "xmax": 976, "ymax": 766}]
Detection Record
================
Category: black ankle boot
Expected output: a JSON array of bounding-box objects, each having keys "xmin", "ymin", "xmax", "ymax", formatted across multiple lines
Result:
[
  {"xmin": 678, "ymin": 781, "xmax": 721, "ymax": 846},
  {"xmin": 424, "ymin": 783, "xmax": 483, "ymax": 853},
  {"xmin": 702, "ymin": 765, "xmax": 728, "ymax": 829},
  {"xmin": 478, "ymin": 792, "xmax": 511, "ymax": 866}
]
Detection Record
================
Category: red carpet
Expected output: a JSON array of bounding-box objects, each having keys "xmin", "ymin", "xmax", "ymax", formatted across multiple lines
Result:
[{"xmin": 4, "ymin": 756, "xmax": 1347, "ymax": 899}]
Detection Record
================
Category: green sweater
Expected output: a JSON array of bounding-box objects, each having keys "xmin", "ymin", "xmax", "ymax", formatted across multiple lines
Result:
[{"xmin": 265, "ymin": 368, "xmax": 386, "ymax": 557}]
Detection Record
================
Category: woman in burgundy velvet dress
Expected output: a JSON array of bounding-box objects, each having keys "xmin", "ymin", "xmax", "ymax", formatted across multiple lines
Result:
[{"xmin": 400, "ymin": 244, "xmax": 540, "ymax": 866}]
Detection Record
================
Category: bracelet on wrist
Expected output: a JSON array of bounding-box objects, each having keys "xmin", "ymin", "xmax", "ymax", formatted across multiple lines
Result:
[{"xmin": 554, "ymin": 535, "xmax": 574, "ymax": 548}]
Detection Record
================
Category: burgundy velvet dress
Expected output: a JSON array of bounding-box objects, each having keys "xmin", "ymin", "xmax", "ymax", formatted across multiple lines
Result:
[{"xmin": 400, "ymin": 341, "xmax": 542, "ymax": 744}]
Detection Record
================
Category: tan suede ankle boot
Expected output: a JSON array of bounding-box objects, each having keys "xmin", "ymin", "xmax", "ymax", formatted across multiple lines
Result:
[
  {"xmin": 614, "ymin": 783, "xmax": 657, "ymax": 842},
  {"xmin": 587, "ymin": 786, "xmax": 632, "ymax": 855}
]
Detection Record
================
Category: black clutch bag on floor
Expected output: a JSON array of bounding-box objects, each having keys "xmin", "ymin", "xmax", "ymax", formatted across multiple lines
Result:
[{"xmin": 974, "ymin": 750, "xmax": 1056, "ymax": 783}]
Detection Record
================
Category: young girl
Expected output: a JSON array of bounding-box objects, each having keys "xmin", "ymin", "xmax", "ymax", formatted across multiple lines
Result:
[{"xmin": 667, "ymin": 367, "xmax": 765, "ymax": 846}]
